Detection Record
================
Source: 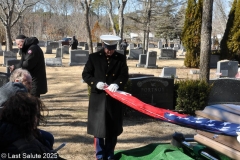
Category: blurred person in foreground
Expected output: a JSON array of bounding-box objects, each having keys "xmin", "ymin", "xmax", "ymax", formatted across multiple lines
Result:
[
  {"xmin": 9, "ymin": 68, "xmax": 54, "ymax": 149},
  {"xmin": 0, "ymin": 84, "xmax": 63, "ymax": 159},
  {"xmin": 82, "ymin": 35, "xmax": 129, "ymax": 160},
  {"xmin": 9, "ymin": 34, "xmax": 47, "ymax": 98}
]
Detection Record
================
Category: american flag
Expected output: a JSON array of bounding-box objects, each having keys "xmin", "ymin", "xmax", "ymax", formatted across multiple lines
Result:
[{"xmin": 105, "ymin": 89, "xmax": 240, "ymax": 136}]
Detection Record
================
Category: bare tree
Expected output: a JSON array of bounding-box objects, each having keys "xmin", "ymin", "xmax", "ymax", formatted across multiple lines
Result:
[
  {"xmin": 0, "ymin": 0, "xmax": 40, "ymax": 51},
  {"xmin": 199, "ymin": 0, "xmax": 214, "ymax": 82},
  {"xmin": 80, "ymin": 0, "xmax": 93, "ymax": 54},
  {"xmin": 117, "ymin": 0, "xmax": 127, "ymax": 40}
]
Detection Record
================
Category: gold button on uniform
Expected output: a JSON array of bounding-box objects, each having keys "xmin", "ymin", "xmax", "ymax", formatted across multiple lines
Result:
[
  {"xmin": 120, "ymin": 82, "xmax": 122, "ymax": 84},
  {"xmin": 106, "ymin": 74, "xmax": 108, "ymax": 76},
  {"xmin": 113, "ymin": 74, "xmax": 115, "ymax": 76},
  {"xmin": 91, "ymin": 82, "xmax": 93, "ymax": 84}
]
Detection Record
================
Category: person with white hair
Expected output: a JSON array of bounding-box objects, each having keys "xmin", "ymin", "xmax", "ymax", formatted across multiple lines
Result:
[{"xmin": 82, "ymin": 35, "xmax": 129, "ymax": 160}]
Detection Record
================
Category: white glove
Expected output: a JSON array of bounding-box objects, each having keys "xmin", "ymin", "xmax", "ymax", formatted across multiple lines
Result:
[
  {"xmin": 96, "ymin": 82, "xmax": 105, "ymax": 90},
  {"xmin": 107, "ymin": 84, "xmax": 119, "ymax": 92}
]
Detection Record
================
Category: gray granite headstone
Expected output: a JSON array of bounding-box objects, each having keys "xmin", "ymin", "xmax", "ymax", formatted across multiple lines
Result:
[
  {"xmin": 0, "ymin": 72, "xmax": 9, "ymax": 87},
  {"xmin": 49, "ymin": 42, "xmax": 60, "ymax": 49},
  {"xmin": 0, "ymin": 43, "xmax": 2, "ymax": 51},
  {"xmin": 129, "ymin": 77, "xmax": 174, "ymax": 110},
  {"xmin": 79, "ymin": 42, "xmax": 86, "ymax": 46},
  {"xmin": 45, "ymin": 58, "xmax": 62, "ymax": 66},
  {"xmin": 164, "ymin": 44, "xmax": 168, "ymax": 48},
  {"xmin": 97, "ymin": 43, "xmax": 102, "ymax": 47},
  {"xmin": 62, "ymin": 45, "xmax": 69, "ymax": 54},
  {"xmin": 11, "ymin": 48, "xmax": 19, "ymax": 54},
  {"xmin": 144, "ymin": 51, "xmax": 158, "ymax": 68},
  {"xmin": 160, "ymin": 67, "xmax": 177, "ymax": 78},
  {"xmin": 127, "ymin": 49, "xmax": 143, "ymax": 60},
  {"xmin": 3, "ymin": 51, "xmax": 17, "ymax": 66},
  {"xmin": 45, "ymin": 45, "xmax": 52, "ymax": 54},
  {"xmin": 55, "ymin": 48, "xmax": 62, "ymax": 58},
  {"xmin": 0, "ymin": 51, "xmax": 3, "ymax": 56},
  {"xmin": 136, "ymin": 54, "xmax": 147, "ymax": 67},
  {"xmin": 208, "ymin": 78, "xmax": 240, "ymax": 105},
  {"xmin": 159, "ymin": 49, "xmax": 176, "ymax": 59},
  {"xmin": 158, "ymin": 41, "xmax": 162, "ymax": 49},
  {"xmin": 129, "ymin": 43, "xmax": 134, "ymax": 49},
  {"xmin": 38, "ymin": 41, "xmax": 45, "ymax": 47},
  {"xmin": 217, "ymin": 60, "xmax": 238, "ymax": 78},
  {"xmin": 6, "ymin": 59, "xmax": 21, "ymax": 74},
  {"xmin": 84, "ymin": 43, "xmax": 89, "ymax": 50},
  {"xmin": 170, "ymin": 44, "xmax": 174, "ymax": 48},
  {"xmin": 148, "ymin": 43, "xmax": 155, "ymax": 48},
  {"xmin": 69, "ymin": 50, "xmax": 89, "ymax": 66}
]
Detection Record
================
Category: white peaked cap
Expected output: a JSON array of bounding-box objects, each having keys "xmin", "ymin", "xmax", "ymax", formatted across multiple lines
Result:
[{"xmin": 100, "ymin": 35, "xmax": 121, "ymax": 45}]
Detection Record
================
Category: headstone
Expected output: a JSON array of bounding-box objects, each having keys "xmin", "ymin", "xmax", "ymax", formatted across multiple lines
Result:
[
  {"xmin": 129, "ymin": 43, "xmax": 134, "ymax": 49},
  {"xmin": 129, "ymin": 73, "xmax": 154, "ymax": 78},
  {"xmin": 144, "ymin": 51, "xmax": 158, "ymax": 68},
  {"xmin": 79, "ymin": 42, "xmax": 86, "ymax": 46},
  {"xmin": 127, "ymin": 49, "xmax": 143, "ymax": 60},
  {"xmin": 170, "ymin": 44, "xmax": 174, "ymax": 48},
  {"xmin": 38, "ymin": 41, "xmax": 45, "ymax": 47},
  {"xmin": 45, "ymin": 58, "xmax": 62, "ymax": 66},
  {"xmin": 3, "ymin": 51, "xmax": 17, "ymax": 66},
  {"xmin": 45, "ymin": 45, "xmax": 52, "ymax": 54},
  {"xmin": 49, "ymin": 42, "xmax": 60, "ymax": 49},
  {"xmin": 0, "ymin": 51, "xmax": 3, "ymax": 56},
  {"xmin": 148, "ymin": 43, "xmax": 155, "ymax": 48},
  {"xmin": 158, "ymin": 41, "xmax": 162, "ymax": 49},
  {"xmin": 129, "ymin": 77, "xmax": 174, "ymax": 110},
  {"xmin": 84, "ymin": 43, "xmax": 89, "ymax": 50},
  {"xmin": 210, "ymin": 54, "xmax": 220, "ymax": 68},
  {"xmin": 159, "ymin": 49, "xmax": 176, "ymax": 59},
  {"xmin": 69, "ymin": 50, "xmax": 89, "ymax": 66},
  {"xmin": 55, "ymin": 48, "xmax": 62, "ymax": 58},
  {"xmin": 0, "ymin": 72, "xmax": 9, "ymax": 87},
  {"xmin": 217, "ymin": 60, "xmax": 238, "ymax": 78},
  {"xmin": 62, "ymin": 45, "xmax": 69, "ymax": 54},
  {"xmin": 136, "ymin": 54, "xmax": 147, "ymax": 67},
  {"xmin": 208, "ymin": 78, "xmax": 240, "ymax": 105},
  {"xmin": 11, "ymin": 48, "xmax": 19, "ymax": 54},
  {"xmin": 164, "ymin": 44, "xmax": 168, "ymax": 48},
  {"xmin": 160, "ymin": 67, "xmax": 177, "ymax": 78},
  {"xmin": 6, "ymin": 59, "xmax": 21, "ymax": 74}
]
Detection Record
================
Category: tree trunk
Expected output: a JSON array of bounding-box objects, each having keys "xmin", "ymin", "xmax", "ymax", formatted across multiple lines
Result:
[
  {"xmin": 199, "ymin": 0, "xmax": 213, "ymax": 82},
  {"xmin": 107, "ymin": 0, "xmax": 117, "ymax": 35},
  {"xmin": 82, "ymin": 0, "xmax": 93, "ymax": 54},
  {"xmin": 118, "ymin": 0, "xmax": 127, "ymax": 39},
  {"xmin": 5, "ymin": 26, "xmax": 12, "ymax": 51}
]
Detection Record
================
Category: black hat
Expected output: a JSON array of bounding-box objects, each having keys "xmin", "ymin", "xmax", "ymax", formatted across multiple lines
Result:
[
  {"xmin": 0, "ymin": 82, "xmax": 27, "ymax": 106},
  {"xmin": 16, "ymin": 34, "xmax": 26, "ymax": 39}
]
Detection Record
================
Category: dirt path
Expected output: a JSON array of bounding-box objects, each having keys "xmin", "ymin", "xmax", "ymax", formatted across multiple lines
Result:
[{"xmin": 0, "ymin": 47, "xmax": 218, "ymax": 159}]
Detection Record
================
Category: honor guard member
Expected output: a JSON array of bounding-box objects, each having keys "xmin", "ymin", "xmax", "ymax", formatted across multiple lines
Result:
[{"xmin": 82, "ymin": 35, "xmax": 129, "ymax": 160}]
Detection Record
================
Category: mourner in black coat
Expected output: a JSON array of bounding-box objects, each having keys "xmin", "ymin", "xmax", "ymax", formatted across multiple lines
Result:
[
  {"xmin": 10, "ymin": 35, "xmax": 48, "ymax": 97},
  {"xmin": 70, "ymin": 36, "xmax": 78, "ymax": 50},
  {"xmin": 82, "ymin": 35, "xmax": 129, "ymax": 160}
]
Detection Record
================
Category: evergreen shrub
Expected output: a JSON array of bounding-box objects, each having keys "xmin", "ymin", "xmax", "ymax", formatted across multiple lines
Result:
[{"xmin": 174, "ymin": 79, "xmax": 212, "ymax": 115}]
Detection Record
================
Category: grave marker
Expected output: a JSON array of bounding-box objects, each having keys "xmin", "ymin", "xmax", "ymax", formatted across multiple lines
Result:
[
  {"xmin": 69, "ymin": 50, "xmax": 89, "ymax": 66},
  {"xmin": 38, "ymin": 41, "xmax": 45, "ymax": 47},
  {"xmin": 45, "ymin": 45, "xmax": 52, "ymax": 54},
  {"xmin": 84, "ymin": 43, "xmax": 89, "ymax": 50},
  {"xmin": 159, "ymin": 49, "xmax": 176, "ymax": 59},
  {"xmin": 6, "ymin": 59, "xmax": 21, "ymax": 74},
  {"xmin": 160, "ymin": 67, "xmax": 177, "ymax": 78},
  {"xmin": 55, "ymin": 48, "xmax": 62, "ymax": 58},
  {"xmin": 136, "ymin": 54, "xmax": 147, "ymax": 67},
  {"xmin": 49, "ymin": 42, "xmax": 60, "ymax": 49},
  {"xmin": 0, "ymin": 72, "xmax": 9, "ymax": 87},
  {"xmin": 144, "ymin": 51, "xmax": 158, "ymax": 68},
  {"xmin": 3, "ymin": 51, "xmax": 17, "ymax": 66},
  {"xmin": 127, "ymin": 49, "xmax": 143, "ymax": 60},
  {"xmin": 45, "ymin": 58, "xmax": 62, "ymax": 66},
  {"xmin": 217, "ymin": 60, "xmax": 238, "ymax": 78},
  {"xmin": 158, "ymin": 41, "xmax": 162, "ymax": 49},
  {"xmin": 129, "ymin": 77, "xmax": 174, "ymax": 110},
  {"xmin": 62, "ymin": 45, "xmax": 69, "ymax": 54}
]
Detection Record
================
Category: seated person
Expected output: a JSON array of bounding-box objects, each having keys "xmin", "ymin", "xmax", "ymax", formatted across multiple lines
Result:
[
  {"xmin": 0, "ymin": 92, "xmax": 61, "ymax": 158},
  {"xmin": 9, "ymin": 68, "xmax": 54, "ymax": 149}
]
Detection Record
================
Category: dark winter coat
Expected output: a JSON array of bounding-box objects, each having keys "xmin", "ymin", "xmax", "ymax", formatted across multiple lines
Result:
[
  {"xmin": 70, "ymin": 37, "xmax": 78, "ymax": 50},
  {"xmin": 0, "ymin": 121, "xmax": 57, "ymax": 159},
  {"xmin": 82, "ymin": 49, "xmax": 129, "ymax": 138},
  {"xmin": 14, "ymin": 37, "xmax": 47, "ymax": 95}
]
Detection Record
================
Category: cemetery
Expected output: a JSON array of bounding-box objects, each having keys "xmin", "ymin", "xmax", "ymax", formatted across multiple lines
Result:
[
  {"xmin": 1, "ymin": 0, "xmax": 240, "ymax": 159},
  {"xmin": 1, "ymin": 44, "xmax": 240, "ymax": 159}
]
